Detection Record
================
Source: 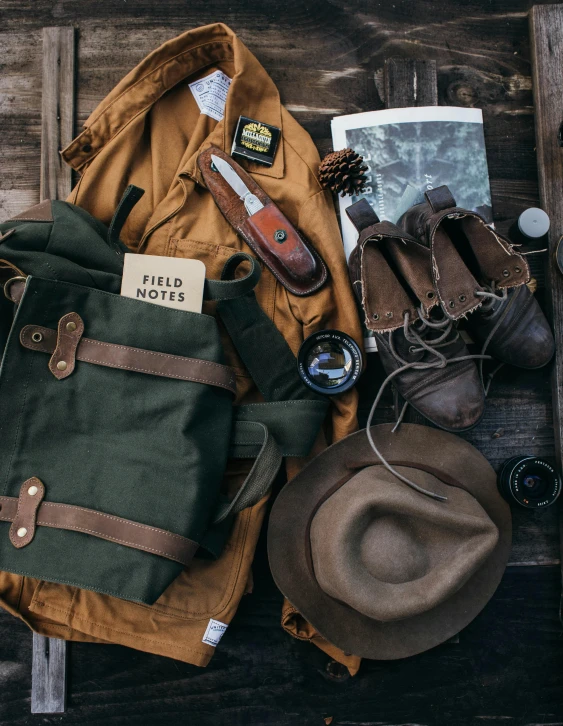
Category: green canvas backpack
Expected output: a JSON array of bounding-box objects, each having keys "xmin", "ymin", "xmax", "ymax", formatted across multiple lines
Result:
[{"xmin": 0, "ymin": 187, "xmax": 327, "ymax": 604}]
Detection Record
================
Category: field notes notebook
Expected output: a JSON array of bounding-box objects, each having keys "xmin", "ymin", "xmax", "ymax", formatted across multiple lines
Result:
[{"xmin": 121, "ymin": 254, "xmax": 206, "ymax": 313}]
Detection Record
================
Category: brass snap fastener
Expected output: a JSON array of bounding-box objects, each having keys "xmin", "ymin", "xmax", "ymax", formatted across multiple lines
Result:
[
  {"xmin": 502, "ymin": 269, "xmax": 509, "ymax": 277},
  {"xmin": 274, "ymin": 229, "xmax": 287, "ymax": 243},
  {"xmin": 17, "ymin": 527, "xmax": 27, "ymax": 538},
  {"xmin": 31, "ymin": 332, "xmax": 43, "ymax": 343},
  {"xmin": 57, "ymin": 361, "xmax": 68, "ymax": 371},
  {"xmin": 66, "ymin": 321, "xmax": 77, "ymax": 332},
  {"xmin": 28, "ymin": 485, "xmax": 38, "ymax": 496}
]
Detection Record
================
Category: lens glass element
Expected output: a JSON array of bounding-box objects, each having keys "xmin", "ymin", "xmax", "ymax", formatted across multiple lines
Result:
[
  {"xmin": 306, "ymin": 342, "xmax": 353, "ymax": 389},
  {"xmin": 297, "ymin": 330, "xmax": 362, "ymax": 396}
]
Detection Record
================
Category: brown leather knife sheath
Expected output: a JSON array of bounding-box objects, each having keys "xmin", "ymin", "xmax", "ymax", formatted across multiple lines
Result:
[{"xmin": 198, "ymin": 146, "xmax": 328, "ymax": 296}]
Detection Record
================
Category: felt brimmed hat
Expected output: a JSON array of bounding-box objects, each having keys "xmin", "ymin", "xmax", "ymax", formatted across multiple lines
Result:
[{"xmin": 267, "ymin": 424, "xmax": 511, "ymax": 660}]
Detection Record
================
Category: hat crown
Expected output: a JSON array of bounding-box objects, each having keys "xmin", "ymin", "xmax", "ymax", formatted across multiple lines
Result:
[{"xmin": 310, "ymin": 466, "xmax": 499, "ymax": 622}]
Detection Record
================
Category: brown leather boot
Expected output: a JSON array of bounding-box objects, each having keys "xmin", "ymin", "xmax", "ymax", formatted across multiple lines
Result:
[
  {"xmin": 398, "ymin": 186, "xmax": 554, "ymax": 370},
  {"xmin": 346, "ymin": 199, "xmax": 485, "ymax": 432}
]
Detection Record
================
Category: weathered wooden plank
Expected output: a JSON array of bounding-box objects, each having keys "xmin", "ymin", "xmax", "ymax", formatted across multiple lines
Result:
[
  {"xmin": 30, "ymin": 633, "xmax": 67, "ymax": 714},
  {"xmin": 2, "ymin": 564, "xmax": 563, "ymax": 726},
  {"xmin": 530, "ymin": 0, "xmax": 563, "ymax": 630},
  {"xmin": 40, "ymin": 27, "xmax": 75, "ymax": 202},
  {"xmin": 29, "ymin": 25, "xmax": 76, "ymax": 716},
  {"xmin": 384, "ymin": 58, "xmax": 438, "ymax": 107}
]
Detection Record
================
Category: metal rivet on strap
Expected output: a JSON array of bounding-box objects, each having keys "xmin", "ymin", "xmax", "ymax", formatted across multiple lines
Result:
[
  {"xmin": 17, "ymin": 527, "xmax": 27, "ymax": 538},
  {"xmin": 459, "ymin": 294, "xmax": 467, "ymax": 302},
  {"xmin": 57, "ymin": 360, "xmax": 67, "ymax": 371},
  {"xmin": 31, "ymin": 332, "xmax": 43, "ymax": 343},
  {"xmin": 503, "ymin": 269, "xmax": 510, "ymax": 277},
  {"xmin": 372, "ymin": 313, "xmax": 379, "ymax": 321},
  {"xmin": 66, "ymin": 321, "xmax": 77, "ymax": 332},
  {"xmin": 386, "ymin": 311, "xmax": 393, "ymax": 318},
  {"xmin": 449, "ymin": 300, "xmax": 455, "ymax": 308},
  {"xmin": 426, "ymin": 291, "xmax": 435, "ymax": 299},
  {"xmin": 28, "ymin": 485, "xmax": 38, "ymax": 496},
  {"xmin": 515, "ymin": 266, "xmax": 522, "ymax": 273}
]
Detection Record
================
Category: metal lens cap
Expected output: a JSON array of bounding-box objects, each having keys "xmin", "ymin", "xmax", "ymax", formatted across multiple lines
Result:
[{"xmin": 297, "ymin": 330, "xmax": 362, "ymax": 396}]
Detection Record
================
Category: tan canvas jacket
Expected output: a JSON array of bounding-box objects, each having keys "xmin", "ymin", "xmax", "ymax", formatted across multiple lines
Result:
[{"xmin": 0, "ymin": 23, "xmax": 362, "ymax": 674}]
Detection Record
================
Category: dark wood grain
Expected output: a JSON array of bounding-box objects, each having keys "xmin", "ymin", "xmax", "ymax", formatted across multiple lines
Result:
[
  {"xmin": 0, "ymin": 2, "xmax": 562, "ymax": 723},
  {"xmin": 1, "ymin": 545, "xmax": 563, "ymax": 726},
  {"xmin": 40, "ymin": 27, "xmax": 75, "ymax": 202},
  {"xmin": 384, "ymin": 59, "xmax": 438, "ymax": 107},
  {"xmin": 30, "ymin": 634, "xmax": 66, "ymax": 714}
]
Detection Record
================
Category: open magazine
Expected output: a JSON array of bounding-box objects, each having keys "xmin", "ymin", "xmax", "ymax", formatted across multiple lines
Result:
[{"xmin": 331, "ymin": 106, "xmax": 493, "ymax": 349}]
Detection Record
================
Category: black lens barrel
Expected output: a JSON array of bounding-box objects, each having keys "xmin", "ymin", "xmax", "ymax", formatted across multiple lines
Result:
[{"xmin": 497, "ymin": 456, "xmax": 560, "ymax": 509}]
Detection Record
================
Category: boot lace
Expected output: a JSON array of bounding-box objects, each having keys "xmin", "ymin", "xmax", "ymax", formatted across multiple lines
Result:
[{"xmin": 365, "ymin": 306, "xmax": 493, "ymax": 502}]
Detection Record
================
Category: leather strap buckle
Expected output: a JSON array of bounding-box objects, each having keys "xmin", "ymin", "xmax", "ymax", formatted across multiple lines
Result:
[
  {"xmin": 9, "ymin": 477, "xmax": 45, "ymax": 549},
  {"xmin": 49, "ymin": 312, "xmax": 85, "ymax": 380}
]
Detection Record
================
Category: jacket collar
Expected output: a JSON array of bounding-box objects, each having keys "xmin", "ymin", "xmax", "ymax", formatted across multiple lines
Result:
[{"xmin": 62, "ymin": 23, "xmax": 284, "ymax": 181}]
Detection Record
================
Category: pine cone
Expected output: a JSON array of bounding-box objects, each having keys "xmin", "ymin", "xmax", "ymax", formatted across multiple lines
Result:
[{"xmin": 319, "ymin": 148, "xmax": 368, "ymax": 197}]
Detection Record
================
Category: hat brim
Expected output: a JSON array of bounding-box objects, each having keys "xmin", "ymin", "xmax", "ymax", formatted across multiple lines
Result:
[{"xmin": 267, "ymin": 423, "xmax": 511, "ymax": 660}]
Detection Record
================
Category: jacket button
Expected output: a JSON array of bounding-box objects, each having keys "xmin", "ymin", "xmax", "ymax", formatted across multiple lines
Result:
[
  {"xmin": 17, "ymin": 527, "xmax": 27, "ymax": 538},
  {"xmin": 66, "ymin": 321, "xmax": 77, "ymax": 332},
  {"xmin": 57, "ymin": 360, "xmax": 68, "ymax": 371}
]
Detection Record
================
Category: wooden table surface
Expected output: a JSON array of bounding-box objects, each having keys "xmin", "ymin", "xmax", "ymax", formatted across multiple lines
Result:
[{"xmin": 1, "ymin": 1, "xmax": 563, "ymax": 724}]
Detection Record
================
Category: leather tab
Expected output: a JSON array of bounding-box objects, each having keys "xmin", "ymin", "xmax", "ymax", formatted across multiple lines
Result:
[
  {"xmin": 425, "ymin": 185, "xmax": 457, "ymax": 213},
  {"xmin": 4, "ymin": 276, "xmax": 26, "ymax": 305},
  {"xmin": 48, "ymin": 312, "xmax": 84, "ymax": 380},
  {"xmin": 8, "ymin": 200, "xmax": 53, "ymax": 223},
  {"xmin": 346, "ymin": 199, "xmax": 380, "ymax": 232},
  {"xmin": 9, "ymin": 477, "xmax": 45, "ymax": 548}
]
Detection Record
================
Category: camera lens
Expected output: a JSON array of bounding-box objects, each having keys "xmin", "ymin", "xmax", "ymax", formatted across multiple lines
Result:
[
  {"xmin": 498, "ymin": 456, "xmax": 560, "ymax": 509},
  {"xmin": 298, "ymin": 330, "xmax": 362, "ymax": 396}
]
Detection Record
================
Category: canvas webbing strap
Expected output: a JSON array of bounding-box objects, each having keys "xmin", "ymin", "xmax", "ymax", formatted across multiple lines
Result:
[{"xmin": 203, "ymin": 253, "xmax": 328, "ymax": 520}]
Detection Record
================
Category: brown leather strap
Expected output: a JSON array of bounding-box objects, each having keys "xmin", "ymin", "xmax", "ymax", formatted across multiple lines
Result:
[
  {"xmin": 20, "ymin": 324, "xmax": 237, "ymax": 394},
  {"xmin": 424, "ymin": 185, "xmax": 456, "ymax": 213},
  {"xmin": 346, "ymin": 198, "xmax": 380, "ymax": 232},
  {"xmin": 0, "ymin": 485, "xmax": 199, "ymax": 567},
  {"xmin": 48, "ymin": 312, "xmax": 84, "ymax": 380}
]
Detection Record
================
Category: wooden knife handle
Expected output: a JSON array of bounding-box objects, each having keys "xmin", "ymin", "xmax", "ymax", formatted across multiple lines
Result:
[{"xmin": 244, "ymin": 203, "xmax": 317, "ymax": 282}]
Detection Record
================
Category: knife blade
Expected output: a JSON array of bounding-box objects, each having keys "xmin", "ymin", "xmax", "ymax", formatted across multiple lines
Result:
[{"xmin": 211, "ymin": 155, "xmax": 265, "ymax": 217}]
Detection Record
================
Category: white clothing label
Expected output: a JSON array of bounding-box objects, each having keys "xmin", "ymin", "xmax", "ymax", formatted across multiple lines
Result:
[
  {"xmin": 202, "ymin": 618, "xmax": 228, "ymax": 647},
  {"xmin": 189, "ymin": 71, "xmax": 232, "ymax": 122}
]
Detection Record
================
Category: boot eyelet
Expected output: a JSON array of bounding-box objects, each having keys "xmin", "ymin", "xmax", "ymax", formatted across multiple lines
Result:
[
  {"xmin": 514, "ymin": 266, "xmax": 522, "ymax": 273},
  {"xmin": 426, "ymin": 291, "xmax": 435, "ymax": 300},
  {"xmin": 449, "ymin": 300, "xmax": 455, "ymax": 308},
  {"xmin": 459, "ymin": 294, "xmax": 466, "ymax": 302},
  {"xmin": 409, "ymin": 346, "xmax": 417, "ymax": 354},
  {"xmin": 372, "ymin": 313, "xmax": 379, "ymax": 321},
  {"xmin": 385, "ymin": 311, "xmax": 393, "ymax": 319},
  {"xmin": 31, "ymin": 332, "xmax": 43, "ymax": 343},
  {"xmin": 502, "ymin": 269, "xmax": 509, "ymax": 277}
]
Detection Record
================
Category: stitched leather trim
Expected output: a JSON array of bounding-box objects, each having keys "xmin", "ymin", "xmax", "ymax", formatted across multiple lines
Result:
[
  {"xmin": 8, "ymin": 200, "xmax": 54, "ymax": 223},
  {"xmin": 8, "ymin": 477, "xmax": 45, "ymax": 548},
  {"xmin": 20, "ymin": 324, "xmax": 237, "ymax": 394},
  {"xmin": 0, "ymin": 488, "xmax": 198, "ymax": 566},
  {"xmin": 48, "ymin": 312, "xmax": 84, "ymax": 380}
]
